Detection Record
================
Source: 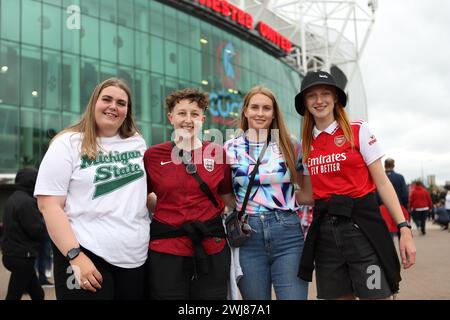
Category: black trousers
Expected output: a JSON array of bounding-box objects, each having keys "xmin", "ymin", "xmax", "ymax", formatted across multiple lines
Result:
[
  {"xmin": 411, "ymin": 210, "xmax": 428, "ymax": 234},
  {"xmin": 148, "ymin": 246, "xmax": 230, "ymax": 300},
  {"xmin": 52, "ymin": 244, "xmax": 146, "ymax": 300},
  {"xmin": 2, "ymin": 255, "xmax": 44, "ymax": 300}
]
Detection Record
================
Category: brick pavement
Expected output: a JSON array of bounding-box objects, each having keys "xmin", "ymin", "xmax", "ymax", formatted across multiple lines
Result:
[{"xmin": 1, "ymin": 223, "xmax": 449, "ymax": 300}]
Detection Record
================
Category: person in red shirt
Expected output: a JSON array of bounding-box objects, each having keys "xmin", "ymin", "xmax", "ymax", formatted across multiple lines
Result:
[
  {"xmin": 294, "ymin": 71, "xmax": 416, "ymax": 300},
  {"xmin": 409, "ymin": 180, "xmax": 433, "ymax": 235},
  {"xmin": 143, "ymin": 88, "xmax": 235, "ymax": 300}
]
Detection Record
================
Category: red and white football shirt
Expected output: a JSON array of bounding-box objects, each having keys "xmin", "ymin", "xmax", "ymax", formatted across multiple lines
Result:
[
  {"xmin": 144, "ymin": 141, "xmax": 232, "ymax": 256},
  {"xmin": 303, "ymin": 120, "xmax": 384, "ymax": 200}
]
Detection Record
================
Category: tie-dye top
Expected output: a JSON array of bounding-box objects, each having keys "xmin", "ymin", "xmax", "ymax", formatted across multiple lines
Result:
[{"xmin": 224, "ymin": 134, "xmax": 303, "ymax": 214}]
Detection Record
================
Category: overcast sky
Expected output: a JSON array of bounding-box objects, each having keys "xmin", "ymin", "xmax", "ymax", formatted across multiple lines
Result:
[{"xmin": 359, "ymin": 0, "xmax": 450, "ymax": 186}]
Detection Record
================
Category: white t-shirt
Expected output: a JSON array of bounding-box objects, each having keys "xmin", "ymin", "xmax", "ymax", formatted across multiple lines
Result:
[{"xmin": 34, "ymin": 132, "xmax": 150, "ymax": 268}]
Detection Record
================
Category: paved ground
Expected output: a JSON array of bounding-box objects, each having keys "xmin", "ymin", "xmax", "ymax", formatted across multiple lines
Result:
[{"xmin": 1, "ymin": 223, "xmax": 449, "ymax": 300}]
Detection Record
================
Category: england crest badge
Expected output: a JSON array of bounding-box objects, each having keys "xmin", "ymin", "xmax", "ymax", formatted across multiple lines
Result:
[{"xmin": 204, "ymin": 158, "xmax": 215, "ymax": 172}]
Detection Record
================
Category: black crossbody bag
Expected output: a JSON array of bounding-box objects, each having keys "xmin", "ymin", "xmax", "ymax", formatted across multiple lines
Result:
[{"xmin": 224, "ymin": 136, "xmax": 270, "ymax": 247}]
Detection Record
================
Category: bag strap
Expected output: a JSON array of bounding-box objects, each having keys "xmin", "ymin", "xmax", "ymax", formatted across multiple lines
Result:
[
  {"xmin": 238, "ymin": 133, "xmax": 270, "ymax": 221},
  {"xmin": 172, "ymin": 141, "xmax": 220, "ymax": 208}
]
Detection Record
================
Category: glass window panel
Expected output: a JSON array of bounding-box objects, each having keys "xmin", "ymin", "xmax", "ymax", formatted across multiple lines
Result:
[
  {"xmin": 151, "ymin": 125, "xmax": 165, "ymax": 144},
  {"xmin": 134, "ymin": 0, "xmax": 150, "ymax": 32},
  {"xmin": 201, "ymin": 53, "xmax": 213, "ymax": 89},
  {"xmin": 63, "ymin": 0, "xmax": 80, "ymax": 6},
  {"xmin": 135, "ymin": 32, "xmax": 150, "ymax": 71},
  {"xmin": 20, "ymin": 108, "xmax": 41, "ymax": 168},
  {"xmin": 42, "ymin": 49, "xmax": 62, "ymax": 110},
  {"xmin": 189, "ymin": 16, "xmax": 201, "ymax": 51},
  {"xmin": 118, "ymin": 26, "xmax": 134, "ymax": 66},
  {"xmin": 43, "ymin": 0, "xmax": 61, "ymax": 5},
  {"xmin": 164, "ymin": 77, "xmax": 178, "ymax": 98},
  {"xmin": 100, "ymin": 61, "xmax": 117, "ymax": 82},
  {"xmin": 211, "ymin": 27, "xmax": 224, "ymax": 53},
  {"xmin": 149, "ymin": 0, "xmax": 163, "ymax": 37},
  {"xmin": 21, "ymin": 45, "xmax": 41, "ymax": 108},
  {"xmin": 62, "ymin": 54, "xmax": 80, "ymax": 113},
  {"xmin": 62, "ymin": 113, "xmax": 80, "ymax": 129},
  {"xmin": 150, "ymin": 73, "xmax": 164, "ymax": 124},
  {"xmin": 81, "ymin": 16, "xmax": 99, "ymax": 58},
  {"xmin": 80, "ymin": 58, "xmax": 99, "ymax": 111},
  {"xmin": 200, "ymin": 21, "xmax": 211, "ymax": 51},
  {"xmin": 190, "ymin": 49, "xmax": 201, "ymax": 84},
  {"xmin": 150, "ymin": 35, "xmax": 163, "ymax": 74},
  {"xmin": 134, "ymin": 69, "xmax": 151, "ymax": 122},
  {"xmin": 100, "ymin": 0, "xmax": 117, "ymax": 23},
  {"xmin": 0, "ymin": 41, "xmax": 20, "ymax": 105},
  {"xmin": 117, "ymin": 0, "xmax": 133, "ymax": 28},
  {"xmin": 117, "ymin": 67, "xmax": 133, "ymax": 92},
  {"xmin": 0, "ymin": 106, "xmax": 19, "ymax": 171},
  {"xmin": 42, "ymin": 4, "xmax": 62, "ymax": 50},
  {"xmin": 177, "ymin": 12, "xmax": 190, "ymax": 47},
  {"xmin": 1, "ymin": 0, "xmax": 20, "ymax": 41},
  {"xmin": 240, "ymin": 41, "xmax": 250, "ymax": 70},
  {"xmin": 62, "ymin": 7, "xmax": 81, "ymax": 54},
  {"xmin": 178, "ymin": 45, "xmax": 190, "ymax": 81},
  {"xmin": 137, "ymin": 122, "xmax": 151, "ymax": 146},
  {"xmin": 80, "ymin": 0, "xmax": 99, "ymax": 17},
  {"xmin": 42, "ymin": 111, "xmax": 62, "ymax": 154},
  {"xmin": 163, "ymin": 6, "xmax": 177, "ymax": 42},
  {"xmin": 22, "ymin": 0, "xmax": 42, "ymax": 46},
  {"xmin": 100, "ymin": 20, "xmax": 117, "ymax": 63},
  {"xmin": 164, "ymin": 40, "xmax": 177, "ymax": 78}
]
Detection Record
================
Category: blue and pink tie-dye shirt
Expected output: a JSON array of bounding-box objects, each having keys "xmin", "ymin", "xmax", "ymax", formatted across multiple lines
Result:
[{"xmin": 224, "ymin": 134, "xmax": 303, "ymax": 214}]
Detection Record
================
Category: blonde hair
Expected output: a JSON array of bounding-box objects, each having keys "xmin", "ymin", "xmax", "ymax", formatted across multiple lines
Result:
[
  {"xmin": 302, "ymin": 88, "xmax": 354, "ymax": 161},
  {"xmin": 239, "ymin": 86, "xmax": 298, "ymax": 184},
  {"xmin": 54, "ymin": 78, "xmax": 139, "ymax": 159}
]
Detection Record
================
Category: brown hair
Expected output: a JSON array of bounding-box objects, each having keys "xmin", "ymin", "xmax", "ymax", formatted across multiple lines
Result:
[
  {"xmin": 165, "ymin": 88, "xmax": 209, "ymax": 113},
  {"xmin": 239, "ymin": 86, "xmax": 298, "ymax": 184},
  {"xmin": 302, "ymin": 88, "xmax": 354, "ymax": 162},
  {"xmin": 54, "ymin": 78, "xmax": 139, "ymax": 159},
  {"xmin": 384, "ymin": 158, "xmax": 395, "ymax": 169}
]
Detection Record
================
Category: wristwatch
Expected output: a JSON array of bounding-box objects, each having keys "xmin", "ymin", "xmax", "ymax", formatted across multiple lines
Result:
[
  {"xmin": 397, "ymin": 221, "xmax": 412, "ymax": 230},
  {"xmin": 66, "ymin": 247, "xmax": 81, "ymax": 261}
]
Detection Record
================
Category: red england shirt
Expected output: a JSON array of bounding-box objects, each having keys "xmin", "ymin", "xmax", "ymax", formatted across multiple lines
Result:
[
  {"xmin": 304, "ymin": 120, "xmax": 384, "ymax": 200},
  {"xmin": 144, "ymin": 141, "xmax": 232, "ymax": 256}
]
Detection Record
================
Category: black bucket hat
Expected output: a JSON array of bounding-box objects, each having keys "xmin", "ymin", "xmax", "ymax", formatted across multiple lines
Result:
[{"xmin": 294, "ymin": 70, "xmax": 347, "ymax": 116}]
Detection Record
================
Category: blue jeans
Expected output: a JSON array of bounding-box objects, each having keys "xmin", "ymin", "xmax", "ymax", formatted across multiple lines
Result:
[{"xmin": 238, "ymin": 210, "xmax": 308, "ymax": 300}]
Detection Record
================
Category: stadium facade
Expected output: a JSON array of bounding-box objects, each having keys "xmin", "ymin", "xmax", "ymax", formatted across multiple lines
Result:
[{"xmin": 0, "ymin": 0, "xmax": 373, "ymax": 217}]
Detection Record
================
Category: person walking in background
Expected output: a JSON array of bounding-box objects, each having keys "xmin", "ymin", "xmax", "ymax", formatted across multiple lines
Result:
[
  {"xmin": 409, "ymin": 180, "xmax": 433, "ymax": 235},
  {"xmin": 376, "ymin": 158, "xmax": 410, "ymax": 242},
  {"xmin": 144, "ymin": 88, "xmax": 234, "ymax": 300},
  {"xmin": 224, "ymin": 86, "xmax": 311, "ymax": 300},
  {"xmin": 445, "ymin": 184, "xmax": 450, "ymax": 219},
  {"xmin": 382, "ymin": 158, "xmax": 409, "ymax": 210},
  {"xmin": 36, "ymin": 230, "xmax": 54, "ymax": 288},
  {"xmin": 35, "ymin": 78, "xmax": 150, "ymax": 300},
  {"xmin": 1, "ymin": 168, "xmax": 46, "ymax": 300},
  {"xmin": 295, "ymin": 70, "xmax": 416, "ymax": 300},
  {"xmin": 435, "ymin": 199, "xmax": 449, "ymax": 230}
]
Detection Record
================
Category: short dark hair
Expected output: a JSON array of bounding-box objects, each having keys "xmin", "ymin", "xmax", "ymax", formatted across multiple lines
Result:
[
  {"xmin": 165, "ymin": 88, "xmax": 209, "ymax": 113},
  {"xmin": 384, "ymin": 158, "xmax": 395, "ymax": 169}
]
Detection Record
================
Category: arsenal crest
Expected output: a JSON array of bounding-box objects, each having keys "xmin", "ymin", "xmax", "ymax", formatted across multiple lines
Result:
[
  {"xmin": 334, "ymin": 135, "xmax": 346, "ymax": 147},
  {"xmin": 204, "ymin": 158, "xmax": 215, "ymax": 172}
]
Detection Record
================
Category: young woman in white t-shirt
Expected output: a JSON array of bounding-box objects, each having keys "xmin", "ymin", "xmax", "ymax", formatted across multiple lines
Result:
[{"xmin": 35, "ymin": 78, "xmax": 150, "ymax": 300}]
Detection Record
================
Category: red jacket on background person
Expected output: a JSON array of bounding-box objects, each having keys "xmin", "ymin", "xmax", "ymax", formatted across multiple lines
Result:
[
  {"xmin": 379, "ymin": 204, "xmax": 410, "ymax": 233},
  {"xmin": 409, "ymin": 184, "xmax": 433, "ymax": 211}
]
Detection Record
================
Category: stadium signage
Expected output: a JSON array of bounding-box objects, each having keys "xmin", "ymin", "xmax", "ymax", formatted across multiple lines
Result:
[{"xmin": 197, "ymin": 0, "xmax": 292, "ymax": 53}]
